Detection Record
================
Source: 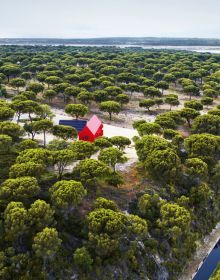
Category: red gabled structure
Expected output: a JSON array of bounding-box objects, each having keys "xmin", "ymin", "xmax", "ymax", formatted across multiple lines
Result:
[{"xmin": 78, "ymin": 115, "xmax": 103, "ymax": 142}]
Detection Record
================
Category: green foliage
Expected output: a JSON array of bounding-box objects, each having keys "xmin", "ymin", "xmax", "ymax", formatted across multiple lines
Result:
[
  {"xmin": 45, "ymin": 76, "xmax": 62, "ymax": 87},
  {"xmin": 9, "ymin": 162, "xmax": 45, "ymax": 178},
  {"xmin": 165, "ymin": 94, "xmax": 179, "ymax": 110},
  {"xmin": 93, "ymin": 89, "xmax": 108, "ymax": 103},
  {"xmin": 0, "ymin": 64, "xmax": 20, "ymax": 82},
  {"xmin": 77, "ymin": 90, "xmax": 93, "ymax": 104},
  {"xmin": 145, "ymin": 148, "xmax": 181, "ymax": 182},
  {"xmin": 53, "ymin": 149, "xmax": 76, "ymax": 179},
  {"xmin": 208, "ymin": 109, "xmax": 220, "ymax": 117},
  {"xmin": 163, "ymin": 129, "xmax": 180, "ymax": 140},
  {"xmin": 73, "ymin": 159, "xmax": 111, "ymax": 186},
  {"xmin": 180, "ymin": 108, "xmax": 200, "ymax": 127},
  {"xmin": 87, "ymin": 208, "xmax": 147, "ymax": 258},
  {"xmin": 70, "ymin": 140, "xmax": 97, "ymax": 159},
  {"xmin": 32, "ymin": 119, "xmax": 53, "ymax": 146},
  {"xmin": 192, "ymin": 114, "xmax": 220, "ymax": 135},
  {"xmin": 0, "ymin": 134, "xmax": 12, "ymax": 152},
  {"xmin": 135, "ymin": 135, "xmax": 169, "ymax": 161},
  {"xmin": 15, "ymin": 139, "xmax": 38, "ymax": 151},
  {"xmin": 73, "ymin": 247, "xmax": 93, "ymax": 271},
  {"xmin": 27, "ymin": 82, "xmax": 44, "ymax": 93},
  {"xmin": 1, "ymin": 45, "xmax": 220, "ymax": 280},
  {"xmin": 92, "ymin": 197, "xmax": 118, "ymax": 211},
  {"xmin": 116, "ymin": 93, "xmax": 129, "ymax": 107},
  {"xmin": 185, "ymin": 158, "xmax": 208, "ymax": 180},
  {"xmin": 156, "ymin": 81, "xmax": 169, "ymax": 93},
  {"xmin": 43, "ymin": 89, "xmax": 57, "ymax": 102},
  {"xmin": 100, "ymin": 101, "xmax": 121, "ymax": 120},
  {"xmin": 94, "ymin": 137, "xmax": 112, "ymax": 149},
  {"xmin": 32, "ymin": 227, "xmax": 61, "ymax": 260},
  {"xmin": 65, "ymin": 86, "xmax": 81, "ymax": 101},
  {"xmin": 50, "ymin": 180, "xmax": 87, "ymax": 212},
  {"xmin": 65, "ymin": 103, "xmax": 88, "ymax": 119},
  {"xmin": 137, "ymin": 122, "xmax": 162, "ymax": 136},
  {"xmin": 37, "ymin": 104, "xmax": 55, "ymax": 120},
  {"xmin": 98, "ymin": 147, "xmax": 127, "ymax": 172},
  {"xmin": 109, "ymin": 136, "xmax": 131, "ymax": 150},
  {"xmin": 10, "ymin": 78, "xmax": 25, "ymax": 91},
  {"xmin": 157, "ymin": 202, "xmax": 191, "ymax": 242},
  {"xmin": 28, "ymin": 200, "xmax": 55, "ymax": 232},
  {"xmin": 155, "ymin": 114, "xmax": 176, "ymax": 129},
  {"xmin": 201, "ymin": 96, "xmax": 213, "ymax": 107},
  {"xmin": 0, "ymin": 121, "xmax": 24, "ymax": 140},
  {"xmin": 138, "ymin": 193, "xmax": 161, "ymax": 224},
  {"xmin": 47, "ymin": 139, "xmax": 69, "ymax": 151},
  {"xmin": 189, "ymin": 183, "xmax": 212, "ymax": 207},
  {"xmin": 184, "ymin": 133, "xmax": 220, "ymax": 164},
  {"xmin": 132, "ymin": 119, "xmax": 146, "ymax": 129},
  {"xmin": 143, "ymin": 86, "xmax": 161, "ymax": 98},
  {"xmin": 211, "ymin": 161, "xmax": 220, "ymax": 194},
  {"xmin": 210, "ymin": 263, "xmax": 220, "ymax": 280},
  {"xmin": 139, "ymin": 99, "xmax": 155, "ymax": 111},
  {"xmin": 182, "ymin": 84, "xmax": 200, "ymax": 99},
  {"xmin": 0, "ymin": 176, "xmax": 40, "ymax": 202},
  {"xmin": 0, "ymin": 105, "xmax": 15, "ymax": 121},
  {"xmin": 52, "ymin": 124, "xmax": 77, "ymax": 140},
  {"xmin": 17, "ymin": 100, "xmax": 41, "ymax": 122},
  {"xmin": 16, "ymin": 148, "xmax": 53, "ymax": 166},
  {"xmin": 184, "ymin": 100, "xmax": 203, "ymax": 111},
  {"xmin": 4, "ymin": 201, "xmax": 28, "ymax": 241}
]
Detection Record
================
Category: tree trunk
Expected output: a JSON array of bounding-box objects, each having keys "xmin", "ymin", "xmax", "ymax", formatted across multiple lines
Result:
[
  {"xmin": 29, "ymin": 113, "xmax": 32, "ymax": 122},
  {"xmin": 109, "ymin": 112, "xmax": 112, "ymax": 120},
  {"xmin": 17, "ymin": 113, "xmax": 21, "ymax": 123},
  {"xmin": 58, "ymin": 163, "xmax": 64, "ymax": 180},
  {"xmin": 43, "ymin": 131, "xmax": 46, "ymax": 147},
  {"xmin": 187, "ymin": 118, "xmax": 191, "ymax": 128},
  {"xmin": 31, "ymin": 132, "xmax": 35, "ymax": 140}
]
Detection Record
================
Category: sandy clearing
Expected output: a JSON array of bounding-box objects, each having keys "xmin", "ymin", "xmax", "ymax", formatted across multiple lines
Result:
[
  {"xmin": 18, "ymin": 107, "xmax": 139, "ymax": 170},
  {"xmin": 52, "ymin": 108, "xmax": 139, "ymax": 162}
]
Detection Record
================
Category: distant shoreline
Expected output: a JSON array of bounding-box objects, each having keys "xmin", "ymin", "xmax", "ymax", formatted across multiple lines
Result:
[
  {"xmin": 1, "ymin": 37, "xmax": 220, "ymax": 47},
  {"xmin": 1, "ymin": 42, "xmax": 220, "ymax": 53}
]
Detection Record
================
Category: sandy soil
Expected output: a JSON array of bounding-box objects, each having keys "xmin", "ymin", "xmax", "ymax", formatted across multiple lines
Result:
[{"xmin": 17, "ymin": 107, "xmax": 139, "ymax": 170}]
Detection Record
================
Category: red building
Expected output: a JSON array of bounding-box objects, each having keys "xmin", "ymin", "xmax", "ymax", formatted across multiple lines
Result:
[{"xmin": 78, "ymin": 115, "xmax": 103, "ymax": 142}]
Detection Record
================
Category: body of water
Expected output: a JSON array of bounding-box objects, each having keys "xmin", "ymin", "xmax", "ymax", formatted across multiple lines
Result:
[
  {"xmin": 193, "ymin": 239, "xmax": 220, "ymax": 280},
  {"xmin": 1, "ymin": 43, "xmax": 220, "ymax": 53}
]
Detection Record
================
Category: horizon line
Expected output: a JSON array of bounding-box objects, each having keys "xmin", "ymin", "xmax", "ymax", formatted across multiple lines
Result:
[{"xmin": 1, "ymin": 36, "xmax": 220, "ymax": 40}]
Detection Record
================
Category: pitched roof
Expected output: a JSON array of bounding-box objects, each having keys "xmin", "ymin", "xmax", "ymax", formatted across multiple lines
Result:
[
  {"xmin": 59, "ymin": 119, "xmax": 87, "ymax": 132},
  {"xmin": 86, "ymin": 115, "xmax": 102, "ymax": 134}
]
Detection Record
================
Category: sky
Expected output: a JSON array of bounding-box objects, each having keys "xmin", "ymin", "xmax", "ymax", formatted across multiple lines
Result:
[{"xmin": 0, "ymin": 0, "xmax": 219, "ymax": 38}]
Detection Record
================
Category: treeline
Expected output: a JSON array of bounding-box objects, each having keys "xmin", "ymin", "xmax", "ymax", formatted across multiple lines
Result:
[{"xmin": 1, "ymin": 37, "xmax": 220, "ymax": 46}]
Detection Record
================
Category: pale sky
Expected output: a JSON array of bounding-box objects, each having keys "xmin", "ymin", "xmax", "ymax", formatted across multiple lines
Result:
[{"xmin": 0, "ymin": 0, "xmax": 219, "ymax": 38}]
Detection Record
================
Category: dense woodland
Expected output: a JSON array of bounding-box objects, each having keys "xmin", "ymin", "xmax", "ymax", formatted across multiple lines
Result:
[
  {"xmin": 2, "ymin": 37, "xmax": 220, "ymax": 46},
  {"xmin": 0, "ymin": 46, "xmax": 220, "ymax": 279}
]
